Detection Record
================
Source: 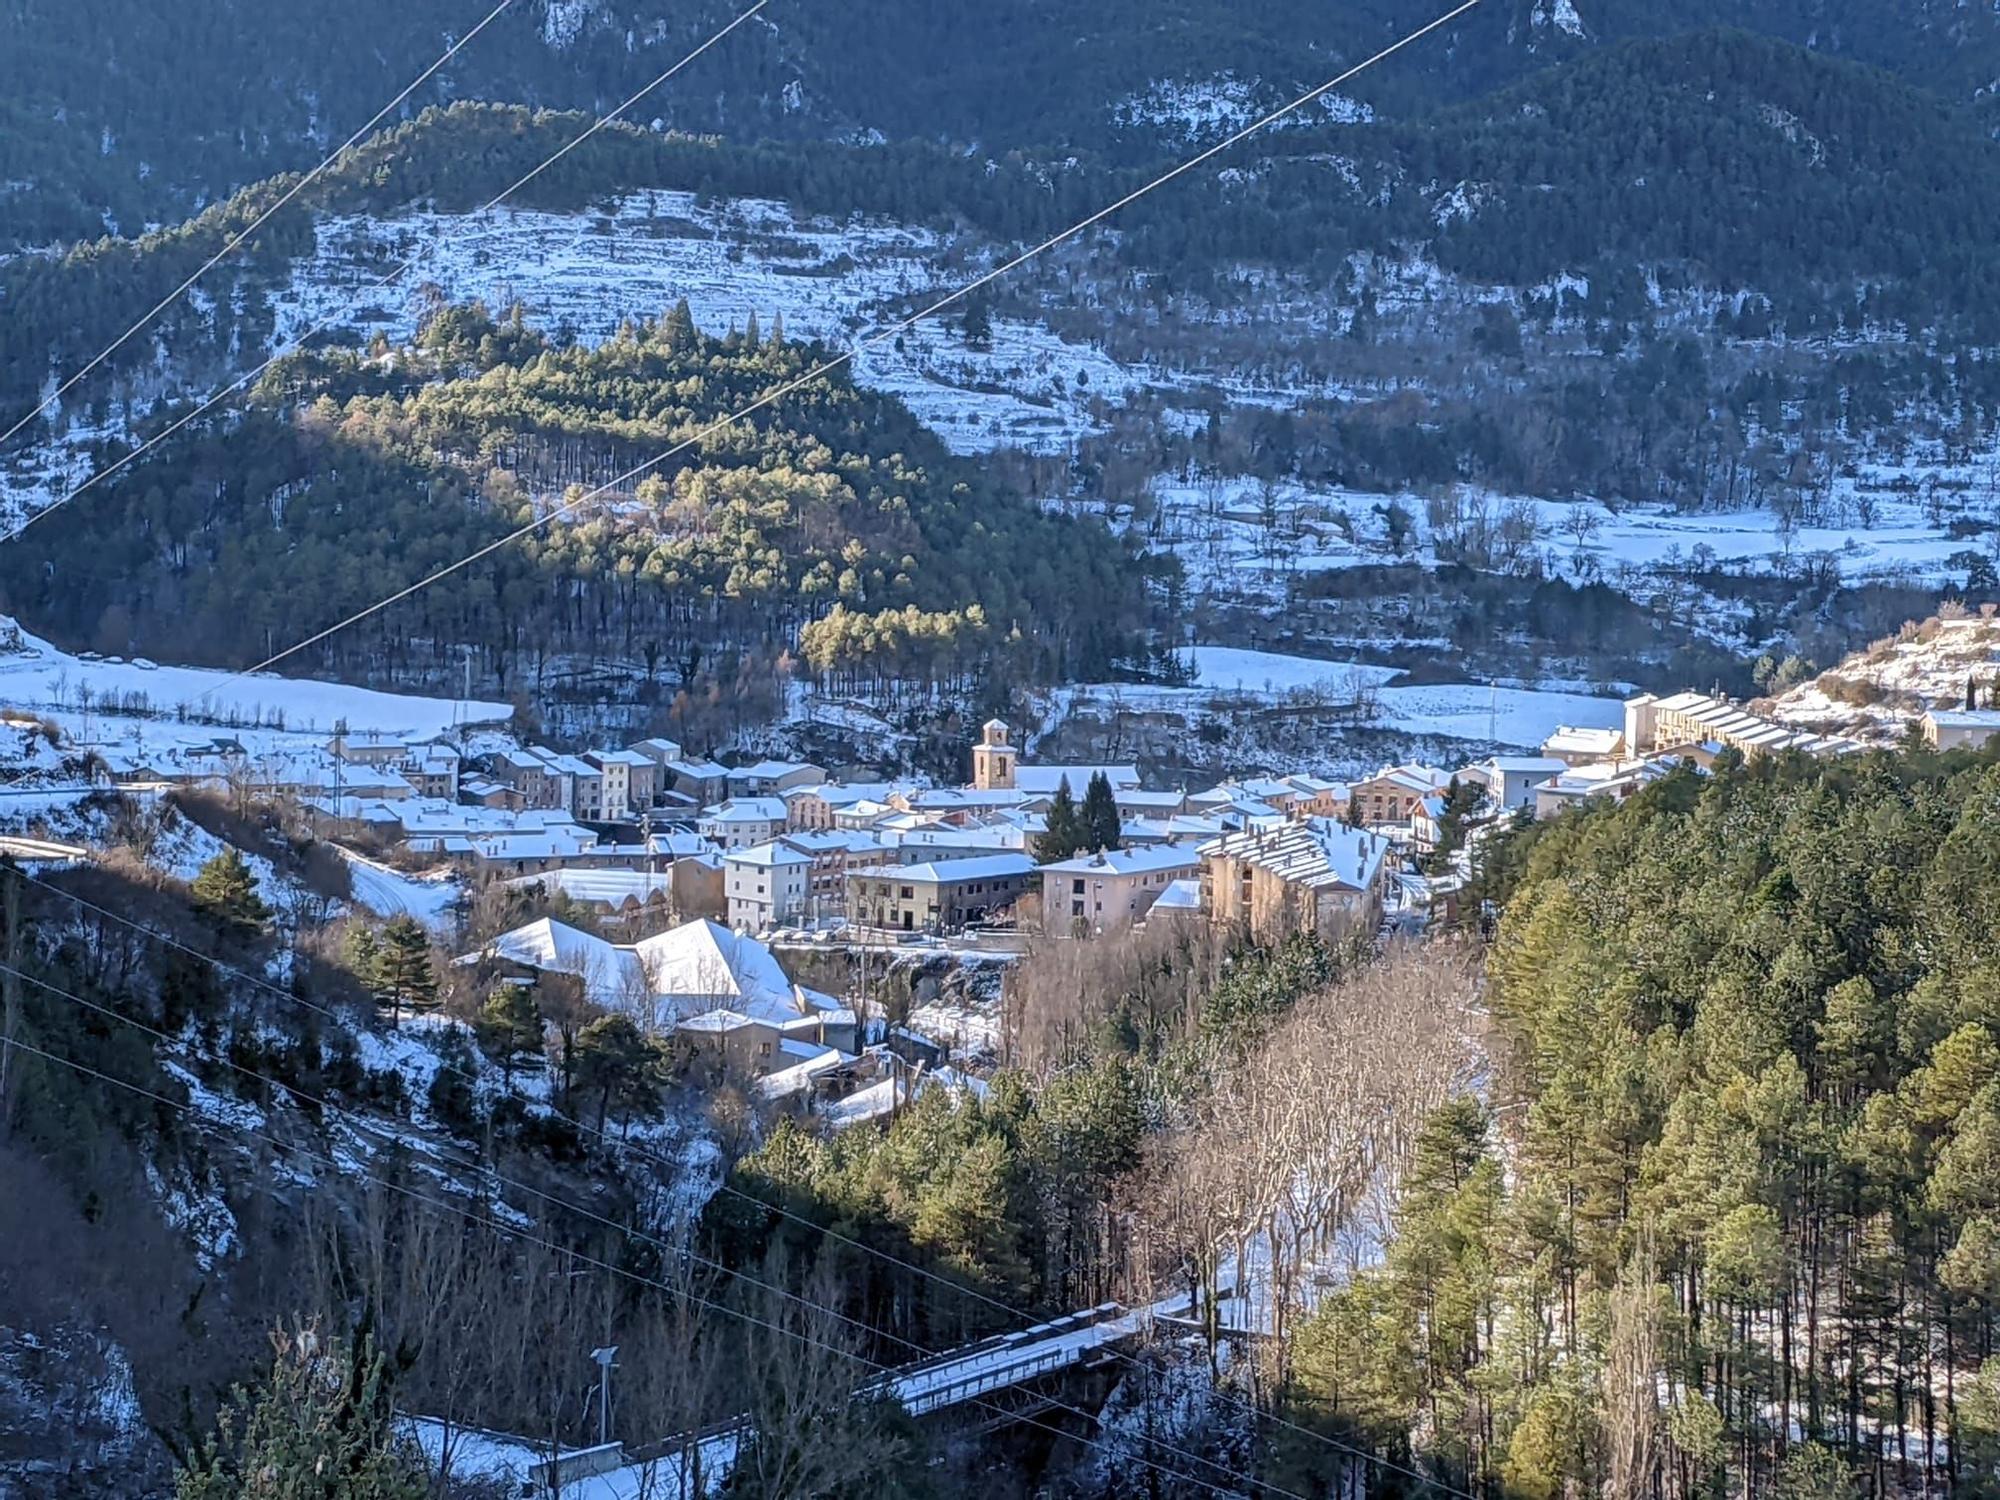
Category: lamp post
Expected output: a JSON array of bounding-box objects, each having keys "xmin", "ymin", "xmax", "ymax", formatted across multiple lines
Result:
[{"xmin": 588, "ymin": 1346, "xmax": 618, "ymax": 1448}]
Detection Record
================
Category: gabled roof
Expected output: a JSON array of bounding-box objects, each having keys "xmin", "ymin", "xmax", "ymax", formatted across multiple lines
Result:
[
  {"xmin": 896, "ymin": 854, "xmax": 1039, "ymax": 885},
  {"xmin": 1013, "ymin": 764, "xmax": 1141, "ymax": 795},
  {"xmin": 629, "ymin": 919, "xmax": 824, "ymax": 1025},
  {"xmin": 1199, "ymin": 818, "xmax": 1390, "ymax": 893},
  {"xmin": 1040, "ymin": 845, "xmax": 1202, "ymax": 877},
  {"xmin": 725, "ymin": 841, "xmax": 813, "ymax": 869},
  {"xmin": 702, "ymin": 796, "xmax": 790, "ymax": 823}
]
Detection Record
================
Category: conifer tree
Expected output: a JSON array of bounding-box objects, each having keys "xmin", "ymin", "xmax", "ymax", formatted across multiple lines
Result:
[
  {"xmin": 659, "ymin": 296, "xmax": 696, "ymax": 351},
  {"xmin": 374, "ymin": 916, "xmax": 437, "ymax": 1024},
  {"xmin": 190, "ymin": 848, "xmax": 269, "ymax": 937},
  {"xmin": 1081, "ymin": 771, "xmax": 1121, "ymax": 853},
  {"xmin": 1036, "ymin": 776, "xmax": 1081, "ymax": 863},
  {"xmin": 475, "ymin": 985, "xmax": 543, "ymax": 1084},
  {"xmin": 176, "ymin": 1327, "xmax": 425, "ymax": 1500}
]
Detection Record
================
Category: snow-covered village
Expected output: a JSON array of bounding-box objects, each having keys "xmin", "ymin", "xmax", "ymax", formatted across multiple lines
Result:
[{"xmin": 9, "ymin": 3, "xmax": 2000, "ymax": 1498}]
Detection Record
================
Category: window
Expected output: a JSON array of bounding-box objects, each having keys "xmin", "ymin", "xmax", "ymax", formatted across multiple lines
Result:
[
  {"xmin": 1071, "ymin": 878, "xmax": 1085, "ymax": 895},
  {"xmin": 900, "ymin": 886, "xmax": 913, "ymax": 900}
]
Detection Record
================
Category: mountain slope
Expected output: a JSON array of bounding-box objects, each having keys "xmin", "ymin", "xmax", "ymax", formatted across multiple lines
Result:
[{"xmin": 6, "ymin": 0, "xmax": 1999, "ymax": 253}]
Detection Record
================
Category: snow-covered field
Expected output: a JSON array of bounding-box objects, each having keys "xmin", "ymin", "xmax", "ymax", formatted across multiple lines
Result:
[
  {"xmin": 0, "ymin": 615, "xmax": 508, "ymax": 785},
  {"xmin": 1373, "ymin": 682, "xmax": 1620, "ymax": 748},
  {"xmin": 1054, "ymin": 645, "xmax": 1619, "ymax": 755},
  {"xmin": 0, "ymin": 616, "xmax": 507, "ymax": 739}
]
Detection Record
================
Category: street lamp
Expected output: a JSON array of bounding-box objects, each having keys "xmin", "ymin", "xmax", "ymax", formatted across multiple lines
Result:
[{"xmin": 588, "ymin": 1346, "xmax": 618, "ymax": 1448}]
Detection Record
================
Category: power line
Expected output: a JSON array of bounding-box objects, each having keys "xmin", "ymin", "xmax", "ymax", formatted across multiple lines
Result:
[
  {"xmin": 1, "ymin": 0, "xmax": 774, "ymax": 546},
  {"xmin": 191, "ymin": 0, "xmax": 1486, "ymax": 700},
  {"xmin": 1, "ymin": 1025, "xmax": 1289, "ymax": 1499},
  {"xmin": 15, "ymin": 862, "xmax": 1477, "ymax": 1497},
  {"xmin": 0, "ymin": 946, "xmax": 1307, "ymax": 1500},
  {"xmin": 0, "ymin": 0, "xmax": 523, "ymax": 457}
]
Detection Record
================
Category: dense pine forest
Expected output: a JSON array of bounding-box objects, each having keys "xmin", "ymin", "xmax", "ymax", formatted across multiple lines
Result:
[{"xmin": 1275, "ymin": 750, "xmax": 2000, "ymax": 1497}]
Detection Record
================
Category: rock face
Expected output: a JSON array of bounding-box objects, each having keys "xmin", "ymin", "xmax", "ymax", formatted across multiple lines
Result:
[{"xmin": 0, "ymin": 1328, "xmax": 169, "ymax": 1499}]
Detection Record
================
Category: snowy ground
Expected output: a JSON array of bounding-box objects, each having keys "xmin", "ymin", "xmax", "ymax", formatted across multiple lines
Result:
[
  {"xmin": 1051, "ymin": 645, "xmax": 1621, "ymax": 758},
  {"xmin": 334, "ymin": 846, "xmax": 463, "ymax": 929},
  {"xmin": 272, "ymin": 190, "xmax": 1146, "ymax": 457},
  {"xmin": 1082, "ymin": 464, "xmax": 1997, "ymax": 604},
  {"xmin": 0, "ymin": 615, "xmax": 507, "ymax": 741}
]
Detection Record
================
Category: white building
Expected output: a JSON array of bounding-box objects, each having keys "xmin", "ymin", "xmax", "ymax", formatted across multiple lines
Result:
[
  {"xmin": 1456, "ymin": 756, "xmax": 1570, "ymax": 814},
  {"xmin": 700, "ymin": 796, "xmax": 791, "ymax": 850},
  {"xmin": 723, "ymin": 842, "xmax": 814, "ymax": 932},
  {"xmin": 1040, "ymin": 845, "xmax": 1203, "ymax": 936}
]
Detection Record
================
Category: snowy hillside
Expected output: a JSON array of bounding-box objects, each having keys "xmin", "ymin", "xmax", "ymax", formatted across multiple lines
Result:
[
  {"xmin": 0, "ymin": 614, "xmax": 507, "ymax": 754},
  {"xmin": 271, "ymin": 190, "xmax": 1147, "ymax": 457},
  {"xmin": 1767, "ymin": 610, "xmax": 2000, "ymax": 744}
]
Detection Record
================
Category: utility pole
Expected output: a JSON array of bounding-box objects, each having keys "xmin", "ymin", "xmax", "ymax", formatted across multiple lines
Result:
[{"xmin": 588, "ymin": 1346, "xmax": 618, "ymax": 1448}]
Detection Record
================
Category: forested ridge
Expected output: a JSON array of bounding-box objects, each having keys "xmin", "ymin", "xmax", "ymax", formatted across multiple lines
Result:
[
  {"xmin": 0, "ymin": 299, "xmax": 1155, "ymax": 711},
  {"xmin": 6, "ymin": 0, "xmax": 1998, "ymax": 254},
  {"xmin": 1277, "ymin": 751, "xmax": 2000, "ymax": 1497},
  {"xmin": 11, "ymin": 28, "xmax": 2000, "ymax": 461}
]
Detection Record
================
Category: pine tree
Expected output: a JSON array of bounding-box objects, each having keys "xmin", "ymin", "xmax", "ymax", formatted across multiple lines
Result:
[
  {"xmin": 475, "ymin": 985, "xmax": 543, "ymax": 1085},
  {"xmin": 344, "ymin": 924, "xmax": 383, "ymax": 991},
  {"xmin": 1081, "ymin": 771, "xmax": 1121, "ymax": 853},
  {"xmin": 962, "ymin": 296, "xmax": 993, "ymax": 350},
  {"xmin": 659, "ymin": 296, "xmax": 696, "ymax": 351},
  {"xmin": 176, "ymin": 1327, "xmax": 426, "ymax": 1500},
  {"xmin": 744, "ymin": 309, "xmax": 761, "ymax": 347},
  {"xmin": 573, "ymin": 1013, "xmax": 661, "ymax": 1131},
  {"xmin": 374, "ymin": 916, "xmax": 437, "ymax": 1024},
  {"xmin": 190, "ymin": 848, "xmax": 269, "ymax": 937},
  {"xmin": 1036, "ymin": 776, "xmax": 1081, "ymax": 863}
]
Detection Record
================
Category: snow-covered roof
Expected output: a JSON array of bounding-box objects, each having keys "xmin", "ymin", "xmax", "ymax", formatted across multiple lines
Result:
[
  {"xmin": 470, "ymin": 918, "xmax": 830, "ymax": 1028},
  {"xmin": 1040, "ymin": 845, "xmax": 1202, "ymax": 877},
  {"xmin": 663, "ymin": 757, "xmax": 731, "ymax": 779},
  {"xmin": 780, "ymin": 829, "xmax": 893, "ymax": 854},
  {"xmin": 586, "ymin": 748, "xmax": 656, "ymax": 768},
  {"xmin": 481, "ymin": 918, "xmax": 640, "ymax": 1008},
  {"xmin": 1542, "ymin": 725, "xmax": 1624, "ymax": 756},
  {"xmin": 1357, "ymin": 764, "xmax": 1452, "ymax": 795},
  {"xmin": 1150, "ymin": 877, "xmax": 1203, "ymax": 913},
  {"xmin": 725, "ymin": 840, "xmax": 813, "ymax": 869},
  {"xmin": 891, "ymin": 825, "xmax": 1031, "ymax": 854},
  {"xmin": 500, "ymin": 869, "xmax": 676, "ymax": 907},
  {"xmin": 1472, "ymin": 756, "xmax": 1569, "ymax": 775},
  {"xmin": 1927, "ymin": 708, "xmax": 2000, "ymax": 727},
  {"xmin": 630, "ymin": 920, "xmax": 827, "ymax": 1026},
  {"xmin": 905, "ymin": 787, "xmax": 1029, "ymax": 810},
  {"xmin": 702, "ymin": 796, "xmax": 789, "ymax": 823},
  {"xmin": 895, "ymin": 853, "xmax": 1039, "ymax": 885},
  {"xmin": 1013, "ymin": 765, "xmax": 1141, "ymax": 795},
  {"xmin": 1199, "ymin": 818, "xmax": 1390, "ymax": 893},
  {"xmin": 730, "ymin": 759, "xmax": 824, "ymax": 781},
  {"xmin": 754, "ymin": 1042, "xmax": 851, "ymax": 1100},
  {"xmin": 1112, "ymin": 789, "xmax": 1189, "ymax": 813}
]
